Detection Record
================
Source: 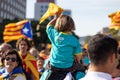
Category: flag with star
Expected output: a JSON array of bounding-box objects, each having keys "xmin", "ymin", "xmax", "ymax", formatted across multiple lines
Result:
[
  {"xmin": 21, "ymin": 21, "xmax": 33, "ymax": 39},
  {"xmin": 3, "ymin": 20, "xmax": 33, "ymax": 42}
]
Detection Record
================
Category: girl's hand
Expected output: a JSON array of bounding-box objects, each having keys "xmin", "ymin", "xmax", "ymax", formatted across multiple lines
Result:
[{"xmin": 55, "ymin": 12, "xmax": 62, "ymax": 18}]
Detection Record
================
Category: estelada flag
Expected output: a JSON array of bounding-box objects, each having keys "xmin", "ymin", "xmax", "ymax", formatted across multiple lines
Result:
[
  {"xmin": 108, "ymin": 10, "xmax": 120, "ymax": 30},
  {"xmin": 3, "ymin": 20, "xmax": 33, "ymax": 42},
  {"xmin": 19, "ymin": 52, "xmax": 39, "ymax": 80},
  {"xmin": 39, "ymin": 2, "xmax": 64, "ymax": 24}
]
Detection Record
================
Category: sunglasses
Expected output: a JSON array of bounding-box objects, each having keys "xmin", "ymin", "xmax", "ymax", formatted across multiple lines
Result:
[{"xmin": 5, "ymin": 57, "xmax": 17, "ymax": 62}]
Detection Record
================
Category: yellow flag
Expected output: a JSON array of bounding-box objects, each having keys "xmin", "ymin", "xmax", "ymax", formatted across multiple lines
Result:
[
  {"xmin": 108, "ymin": 10, "xmax": 120, "ymax": 30},
  {"xmin": 39, "ymin": 2, "xmax": 64, "ymax": 24},
  {"xmin": 84, "ymin": 43, "xmax": 88, "ymax": 49}
]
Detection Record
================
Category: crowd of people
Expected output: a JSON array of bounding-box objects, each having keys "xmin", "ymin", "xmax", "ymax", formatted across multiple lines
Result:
[
  {"xmin": 0, "ymin": 37, "xmax": 51, "ymax": 80},
  {"xmin": 0, "ymin": 11, "xmax": 120, "ymax": 80}
]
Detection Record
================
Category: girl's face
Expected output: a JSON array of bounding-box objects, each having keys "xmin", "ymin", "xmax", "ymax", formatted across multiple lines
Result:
[
  {"xmin": 19, "ymin": 40, "xmax": 28, "ymax": 52},
  {"xmin": 4, "ymin": 54, "xmax": 18, "ymax": 73}
]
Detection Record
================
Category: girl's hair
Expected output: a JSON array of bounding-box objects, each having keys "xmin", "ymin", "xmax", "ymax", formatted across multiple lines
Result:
[
  {"xmin": 16, "ymin": 37, "xmax": 31, "ymax": 51},
  {"xmin": 55, "ymin": 15, "xmax": 75, "ymax": 32}
]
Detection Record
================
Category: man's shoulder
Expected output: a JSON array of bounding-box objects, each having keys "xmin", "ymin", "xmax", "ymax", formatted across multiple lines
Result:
[
  {"xmin": 79, "ymin": 77, "xmax": 110, "ymax": 80},
  {"xmin": 79, "ymin": 71, "xmax": 112, "ymax": 80}
]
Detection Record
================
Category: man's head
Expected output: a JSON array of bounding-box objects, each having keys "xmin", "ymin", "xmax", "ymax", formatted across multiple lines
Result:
[
  {"xmin": 0, "ymin": 43, "xmax": 12, "ymax": 57},
  {"xmin": 88, "ymin": 34, "xmax": 118, "ymax": 66}
]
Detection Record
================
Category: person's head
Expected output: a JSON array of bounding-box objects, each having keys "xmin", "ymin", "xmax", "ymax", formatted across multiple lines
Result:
[
  {"xmin": 29, "ymin": 47, "xmax": 38, "ymax": 58},
  {"xmin": 36, "ymin": 56, "xmax": 44, "ymax": 70},
  {"xmin": 55, "ymin": 15, "xmax": 75, "ymax": 32},
  {"xmin": 82, "ymin": 48, "xmax": 88, "ymax": 57},
  {"xmin": 88, "ymin": 34, "xmax": 118, "ymax": 67},
  {"xmin": 39, "ymin": 50, "xmax": 49, "ymax": 60},
  {"xmin": 1, "ymin": 49, "xmax": 22, "ymax": 73},
  {"xmin": 16, "ymin": 38, "xmax": 31, "ymax": 52},
  {"xmin": 0, "ymin": 43, "xmax": 12, "ymax": 57}
]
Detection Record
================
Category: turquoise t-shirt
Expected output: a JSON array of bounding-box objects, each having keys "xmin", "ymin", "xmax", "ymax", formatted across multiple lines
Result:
[
  {"xmin": 82, "ymin": 56, "xmax": 90, "ymax": 65},
  {"xmin": 46, "ymin": 25, "xmax": 82, "ymax": 68},
  {"xmin": 76, "ymin": 72, "xmax": 85, "ymax": 80}
]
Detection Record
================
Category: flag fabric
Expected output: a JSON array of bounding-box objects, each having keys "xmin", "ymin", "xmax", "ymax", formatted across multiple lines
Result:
[
  {"xmin": 3, "ymin": 20, "xmax": 33, "ymax": 42},
  {"xmin": 108, "ymin": 10, "xmax": 120, "ymax": 30},
  {"xmin": 0, "ymin": 67, "xmax": 26, "ymax": 80},
  {"xmin": 39, "ymin": 2, "xmax": 64, "ymax": 24},
  {"xmin": 21, "ymin": 21, "xmax": 33, "ymax": 39},
  {"xmin": 19, "ymin": 52, "xmax": 39, "ymax": 80},
  {"xmin": 83, "ymin": 43, "xmax": 88, "ymax": 49}
]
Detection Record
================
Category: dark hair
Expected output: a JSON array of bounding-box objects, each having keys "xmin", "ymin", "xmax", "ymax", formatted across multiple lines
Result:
[
  {"xmin": 16, "ymin": 37, "xmax": 31, "ymax": 51},
  {"xmin": 36, "ymin": 56, "xmax": 44, "ymax": 61},
  {"xmin": 55, "ymin": 15, "xmax": 75, "ymax": 32},
  {"xmin": 0, "ymin": 43, "xmax": 12, "ymax": 50},
  {"xmin": 1, "ymin": 49, "xmax": 23, "ymax": 67},
  {"xmin": 88, "ymin": 34, "xmax": 118, "ymax": 65}
]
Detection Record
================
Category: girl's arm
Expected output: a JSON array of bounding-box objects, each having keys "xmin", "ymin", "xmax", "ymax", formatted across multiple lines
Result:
[
  {"xmin": 74, "ymin": 53, "xmax": 83, "ymax": 63},
  {"xmin": 47, "ymin": 13, "xmax": 61, "ymax": 27},
  {"xmin": 47, "ymin": 17, "xmax": 57, "ymax": 27}
]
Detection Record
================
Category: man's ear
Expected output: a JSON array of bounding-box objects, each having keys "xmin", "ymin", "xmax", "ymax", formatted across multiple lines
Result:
[{"xmin": 110, "ymin": 53, "xmax": 116, "ymax": 63}]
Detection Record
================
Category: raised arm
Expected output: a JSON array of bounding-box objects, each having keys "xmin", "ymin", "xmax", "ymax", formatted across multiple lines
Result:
[
  {"xmin": 47, "ymin": 16, "xmax": 57, "ymax": 26},
  {"xmin": 47, "ymin": 13, "xmax": 61, "ymax": 27},
  {"xmin": 74, "ymin": 53, "xmax": 83, "ymax": 63}
]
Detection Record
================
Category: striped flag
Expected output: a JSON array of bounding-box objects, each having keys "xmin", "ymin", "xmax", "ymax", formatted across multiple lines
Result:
[
  {"xmin": 3, "ymin": 20, "xmax": 33, "ymax": 42},
  {"xmin": 19, "ymin": 53, "xmax": 39, "ymax": 80}
]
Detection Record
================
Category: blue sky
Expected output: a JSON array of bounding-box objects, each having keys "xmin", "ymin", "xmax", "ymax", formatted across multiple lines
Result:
[{"xmin": 26, "ymin": 0, "xmax": 120, "ymax": 37}]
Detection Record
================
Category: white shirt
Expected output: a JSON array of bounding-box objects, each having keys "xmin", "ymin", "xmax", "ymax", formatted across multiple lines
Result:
[
  {"xmin": 64, "ymin": 72, "xmax": 73, "ymax": 80},
  {"xmin": 80, "ymin": 71, "xmax": 112, "ymax": 80},
  {"xmin": 14, "ymin": 75, "xmax": 26, "ymax": 80}
]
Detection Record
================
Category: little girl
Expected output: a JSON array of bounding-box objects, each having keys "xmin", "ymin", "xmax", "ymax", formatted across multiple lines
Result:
[{"xmin": 41, "ymin": 14, "xmax": 82, "ymax": 80}]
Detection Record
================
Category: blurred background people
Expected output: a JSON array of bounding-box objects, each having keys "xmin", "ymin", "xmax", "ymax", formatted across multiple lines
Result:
[
  {"xmin": 81, "ymin": 48, "xmax": 90, "ymax": 69},
  {"xmin": 29, "ymin": 47, "xmax": 39, "ymax": 59},
  {"xmin": 0, "ymin": 49, "xmax": 26, "ymax": 80},
  {"xmin": 39, "ymin": 50, "xmax": 50, "ymax": 60},
  {"xmin": 36, "ymin": 56, "xmax": 45, "ymax": 78},
  {"xmin": 0, "ymin": 43, "xmax": 12, "ymax": 69},
  {"xmin": 16, "ymin": 38, "xmax": 39, "ymax": 80}
]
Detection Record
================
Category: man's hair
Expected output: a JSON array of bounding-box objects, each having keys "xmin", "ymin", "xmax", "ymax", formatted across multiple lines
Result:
[
  {"xmin": 0, "ymin": 43, "xmax": 12, "ymax": 55},
  {"xmin": 88, "ymin": 34, "xmax": 118, "ymax": 65},
  {"xmin": 0, "ymin": 43, "xmax": 12, "ymax": 50}
]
